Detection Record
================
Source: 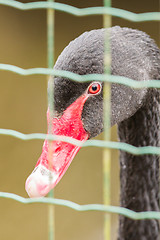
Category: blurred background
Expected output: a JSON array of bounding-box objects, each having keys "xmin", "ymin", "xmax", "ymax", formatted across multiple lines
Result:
[{"xmin": 0, "ymin": 0, "xmax": 159, "ymax": 239}]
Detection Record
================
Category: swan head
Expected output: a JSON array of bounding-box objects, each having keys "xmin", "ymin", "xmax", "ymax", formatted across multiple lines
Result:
[{"xmin": 25, "ymin": 26, "xmax": 159, "ymax": 197}]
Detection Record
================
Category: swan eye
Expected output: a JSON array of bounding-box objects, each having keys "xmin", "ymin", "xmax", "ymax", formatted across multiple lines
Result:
[{"xmin": 88, "ymin": 82, "xmax": 101, "ymax": 95}]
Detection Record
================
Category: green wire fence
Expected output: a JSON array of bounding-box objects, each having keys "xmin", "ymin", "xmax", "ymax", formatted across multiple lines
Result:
[
  {"xmin": 0, "ymin": 0, "xmax": 160, "ymax": 21},
  {"xmin": 47, "ymin": 0, "xmax": 55, "ymax": 239},
  {"xmin": 103, "ymin": 0, "xmax": 112, "ymax": 238},
  {"xmin": 0, "ymin": 1, "xmax": 160, "ymax": 240},
  {"xmin": 1, "ymin": 64, "xmax": 160, "ymax": 88}
]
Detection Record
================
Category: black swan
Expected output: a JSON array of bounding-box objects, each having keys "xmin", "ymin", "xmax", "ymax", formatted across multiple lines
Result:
[{"xmin": 25, "ymin": 26, "xmax": 160, "ymax": 239}]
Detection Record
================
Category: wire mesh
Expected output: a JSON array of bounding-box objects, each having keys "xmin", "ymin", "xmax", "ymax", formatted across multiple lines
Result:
[
  {"xmin": 1, "ymin": 64, "xmax": 160, "ymax": 88},
  {"xmin": 47, "ymin": 0, "xmax": 55, "ymax": 239},
  {"xmin": 1, "ymin": 192, "xmax": 160, "ymax": 220},
  {"xmin": 0, "ymin": 0, "xmax": 160, "ymax": 21},
  {"xmin": 103, "ymin": 0, "xmax": 112, "ymax": 238},
  {"xmin": 0, "ymin": 1, "xmax": 160, "ymax": 239},
  {"xmin": 1, "ymin": 128, "xmax": 160, "ymax": 155}
]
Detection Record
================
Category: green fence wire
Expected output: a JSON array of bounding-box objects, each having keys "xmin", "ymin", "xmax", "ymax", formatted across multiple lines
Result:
[
  {"xmin": 0, "ymin": 0, "xmax": 160, "ymax": 21},
  {"xmin": 1, "ymin": 192, "xmax": 160, "ymax": 220},
  {"xmin": 0, "ymin": 0, "xmax": 160, "ymax": 238},
  {"xmin": 103, "ymin": 0, "xmax": 112, "ymax": 238},
  {"xmin": 0, "ymin": 128, "xmax": 160, "ymax": 155},
  {"xmin": 47, "ymin": 0, "xmax": 55, "ymax": 239},
  {"xmin": 1, "ymin": 64, "xmax": 160, "ymax": 88}
]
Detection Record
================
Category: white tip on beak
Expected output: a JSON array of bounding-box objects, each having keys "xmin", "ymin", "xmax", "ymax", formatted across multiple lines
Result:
[{"xmin": 25, "ymin": 165, "xmax": 58, "ymax": 198}]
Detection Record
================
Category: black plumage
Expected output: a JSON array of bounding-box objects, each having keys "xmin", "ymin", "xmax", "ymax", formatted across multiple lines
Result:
[{"xmin": 51, "ymin": 26, "xmax": 160, "ymax": 239}]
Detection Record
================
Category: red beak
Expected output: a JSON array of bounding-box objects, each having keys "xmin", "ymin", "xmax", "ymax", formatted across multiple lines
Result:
[{"xmin": 25, "ymin": 94, "xmax": 89, "ymax": 198}]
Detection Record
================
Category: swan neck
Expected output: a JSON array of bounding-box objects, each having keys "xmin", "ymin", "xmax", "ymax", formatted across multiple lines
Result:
[{"xmin": 118, "ymin": 89, "xmax": 160, "ymax": 239}]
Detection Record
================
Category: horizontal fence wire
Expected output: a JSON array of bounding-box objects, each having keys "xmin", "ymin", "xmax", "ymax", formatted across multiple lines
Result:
[
  {"xmin": 0, "ymin": 0, "xmax": 160, "ymax": 222},
  {"xmin": 1, "ymin": 128, "xmax": 160, "ymax": 155},
  {"xmin": 1, "ymin": 192, "xmax": 160, "ymax": 220},
  {"xmin": 0, "ymin": 0, "xmax": 160, "ymax": 22},
  {"xmin": 0, "ymin": 64, "xmax": 160, "ymax": 89}
]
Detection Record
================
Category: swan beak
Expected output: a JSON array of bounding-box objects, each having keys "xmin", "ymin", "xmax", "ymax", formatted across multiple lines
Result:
[{"xmin": 25, "ymin": 94, "xmax": 89, "ymax": 198}]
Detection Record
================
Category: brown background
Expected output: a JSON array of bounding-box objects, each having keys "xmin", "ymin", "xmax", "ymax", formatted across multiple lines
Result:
[{"xmin": 0, "ymin": 0, "xmax": 159, "ymax": 239}]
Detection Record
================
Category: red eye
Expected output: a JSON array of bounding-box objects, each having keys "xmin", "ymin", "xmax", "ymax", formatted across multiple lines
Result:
[{"xmin": 88, "ymin": 82, "xmax": 101, "ymax": 95}]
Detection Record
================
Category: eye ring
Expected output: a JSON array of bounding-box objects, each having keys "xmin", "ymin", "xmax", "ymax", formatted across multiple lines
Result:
[{"xmin": 88, "ymin": 82, "xmax": 102, "ymax": 95}]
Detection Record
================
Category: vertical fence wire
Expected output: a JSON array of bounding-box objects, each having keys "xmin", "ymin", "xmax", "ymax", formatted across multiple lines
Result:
[
  {"xmin": 103, "ymin": 0, "xmax": 112, "ymax": 239},
  {"xmin": 47, "ymin": 0, "xmax": 55, "ymax": 240}
]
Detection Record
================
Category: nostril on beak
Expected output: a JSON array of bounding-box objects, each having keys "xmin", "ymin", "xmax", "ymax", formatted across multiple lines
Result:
[{"xmin": 25, "ymin": 164, "xmax": 58, "ymax": 198}]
